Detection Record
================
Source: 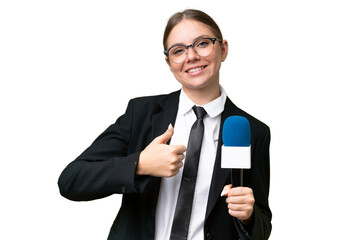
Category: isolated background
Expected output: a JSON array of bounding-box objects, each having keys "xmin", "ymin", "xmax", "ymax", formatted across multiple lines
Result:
[{"xmin": 1, "ymin": 0, "xmax": 359, "ymax": 239}]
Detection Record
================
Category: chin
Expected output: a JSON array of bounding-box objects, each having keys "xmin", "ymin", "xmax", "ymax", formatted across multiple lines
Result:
[
  {"xmin": 190, "ymin": 77, "xmax": 218, "ymax": 88},
  {"xmin": 183, "ymin": 81, "xmax": 214, "ymax": 91}
]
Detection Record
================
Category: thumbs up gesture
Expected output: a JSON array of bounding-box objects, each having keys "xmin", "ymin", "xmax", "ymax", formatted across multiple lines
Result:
[{"xmin": 136, "ymin": 124, "xmax": 187, "ymax": 177}]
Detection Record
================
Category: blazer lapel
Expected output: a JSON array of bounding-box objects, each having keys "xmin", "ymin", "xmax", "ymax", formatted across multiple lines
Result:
[
  {"xmin": 151, "ymin": 90, "xmax": 180, "ymax": 140},
  {"xmin": 205, "ymin": 97, "xmax": 242, "ymax": 220},
  {"xmin": 143, "ymin": 91, "xmax": 181, "ymax": 225}
]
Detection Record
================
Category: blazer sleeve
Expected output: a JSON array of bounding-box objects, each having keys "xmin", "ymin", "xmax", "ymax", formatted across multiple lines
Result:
[
  {"xmin": 235, "ymin": 126, "xmax": 272, "ymax": 240},
  {"xmin": 58, "ymin": 99, "xmax": 142, "ymax": 201}
]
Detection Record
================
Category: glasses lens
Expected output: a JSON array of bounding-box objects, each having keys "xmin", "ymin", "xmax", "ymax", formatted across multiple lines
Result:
[
  {"xmin": 169, "ymin": 46, "xmax": 186, "ymax": 63},
  {"xmin": 194, "ymin": 38, "xmax": 214, "ymax": 57}
]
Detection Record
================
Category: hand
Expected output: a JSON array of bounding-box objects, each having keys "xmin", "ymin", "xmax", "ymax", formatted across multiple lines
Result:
[
  {"xmin": 136, "ymin": 124, "xmax": 186, "ymax": 177},
  {"xmin": 221, "ymin": 184, "xmax": 255, "ymax": 225}
]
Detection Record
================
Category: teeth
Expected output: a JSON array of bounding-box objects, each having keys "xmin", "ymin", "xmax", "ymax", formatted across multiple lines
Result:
[{"xmin": 188, "ymin": 67, "xmax": 204, "ymax": 73}]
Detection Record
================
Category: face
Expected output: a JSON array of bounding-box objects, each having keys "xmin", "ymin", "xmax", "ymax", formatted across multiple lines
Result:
[{"xmin": 165, "ymin": 19, "xmax": 228, "ymax": 93}]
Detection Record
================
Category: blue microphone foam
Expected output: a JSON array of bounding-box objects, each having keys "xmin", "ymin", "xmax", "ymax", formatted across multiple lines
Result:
[{"xmin": 222, "ymin": 116, "xmax": 251, "ymax": 147}]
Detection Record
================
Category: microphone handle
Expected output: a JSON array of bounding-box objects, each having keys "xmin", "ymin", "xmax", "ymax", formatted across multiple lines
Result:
[{"xmin": 231, "ymin": 169, "xmax": 243, "ymax": 187}]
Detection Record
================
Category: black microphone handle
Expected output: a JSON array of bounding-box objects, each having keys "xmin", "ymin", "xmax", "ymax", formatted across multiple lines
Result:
[{"xmin": 231, "ymin": 169, "xmax": 243, "ymax": 187}]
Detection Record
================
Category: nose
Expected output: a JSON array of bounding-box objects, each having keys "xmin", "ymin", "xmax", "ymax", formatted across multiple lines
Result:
[{"xmin": 186, "ymin": 47, "xmax": 200, "ymax": 61}]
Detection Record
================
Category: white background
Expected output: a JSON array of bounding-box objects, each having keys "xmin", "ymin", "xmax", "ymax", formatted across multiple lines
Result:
[{"xmin": 1, "ymin": 0, "xmax": 359, "ymax": 239}]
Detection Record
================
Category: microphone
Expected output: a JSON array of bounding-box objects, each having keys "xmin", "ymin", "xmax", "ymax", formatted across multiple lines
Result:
[{"xmin": 221, "ymin": 116, "xmax": 251, "ymax": 187}]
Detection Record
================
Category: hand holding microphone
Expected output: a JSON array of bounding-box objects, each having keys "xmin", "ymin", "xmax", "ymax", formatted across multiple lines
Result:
[
  {"xmin": 221, "ymin": 116, "xmax": 254, "ymax": 224},
  {"xmin": 221, "ymin": 184, "xmax": 254, "ymax": 224},
  {"xmin": 137, "ymin": 124, "xmax": 186, "ymax": 177}
]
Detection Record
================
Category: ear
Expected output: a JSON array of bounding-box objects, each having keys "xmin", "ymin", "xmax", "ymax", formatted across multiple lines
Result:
[
  {"xmin": 220, "ymin": 40, "xmax": 229, "ymax": 62},
  {"xmin": 165, "ymin": 56, "xmax": 173, "ymax": 72}
]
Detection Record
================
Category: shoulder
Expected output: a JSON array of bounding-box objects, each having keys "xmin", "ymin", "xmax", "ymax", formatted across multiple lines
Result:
[
  {"xmin": 225, "ymin": 98, "xmax": 270, "ymax": 138},
  {"xmin": 124, "ymin": 90, "xmax": 180, "ymax": 117},
  {"xmin": 130, "ymin": 90, "xmax": 180, "ymax": 107}
]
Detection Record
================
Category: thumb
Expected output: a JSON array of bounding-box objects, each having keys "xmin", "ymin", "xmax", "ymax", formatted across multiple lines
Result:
[
  {"xmin": 220, "ymin": 184, "xmax": 233, "ymax": 197},
  {"xmin": 154, "ymin": 123, "xmax": 174, "ymax": 144}
]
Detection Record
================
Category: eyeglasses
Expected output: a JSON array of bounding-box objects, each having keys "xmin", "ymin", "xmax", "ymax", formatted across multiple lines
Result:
[{"xmin": 164, "ymin": 37, "xmax": 222, "ymax": 64}]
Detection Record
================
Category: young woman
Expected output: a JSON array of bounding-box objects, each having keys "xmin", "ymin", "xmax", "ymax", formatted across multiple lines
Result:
[{"xmin": 58, "ymin": 9, "xmax": 271, "ymax": 240}]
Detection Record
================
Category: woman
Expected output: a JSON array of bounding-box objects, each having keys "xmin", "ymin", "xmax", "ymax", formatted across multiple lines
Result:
[{"xmin": 58, "ymin": 9, "xmax": 271, "ymax": 240}]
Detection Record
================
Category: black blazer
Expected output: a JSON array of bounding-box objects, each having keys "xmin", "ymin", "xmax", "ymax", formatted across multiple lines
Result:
[{"xmin": 58, "ymin": 90, "xmax": 271, "ymax": 240}]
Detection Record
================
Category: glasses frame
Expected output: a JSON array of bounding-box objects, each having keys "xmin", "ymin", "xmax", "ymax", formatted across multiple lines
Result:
[{"xmin": 164, "ymin": 37, "xmax": 222, "ymax": 63}]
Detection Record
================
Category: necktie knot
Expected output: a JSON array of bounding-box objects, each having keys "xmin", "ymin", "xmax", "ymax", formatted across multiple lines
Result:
[{"xmin": 192, "ymin": 106, "xmax": 207, "ymax": 120}]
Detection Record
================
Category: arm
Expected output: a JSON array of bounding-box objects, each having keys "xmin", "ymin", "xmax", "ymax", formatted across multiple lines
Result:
[
  {"xmin": 248, "ymin": 127, "xmax": 272, "ymax": 240},
  {"xmin": 58, "ymin": 99, "xmax": 186, "ymax": 201},
  {"xmin": 58, "ymin": 100, "xmax": 138, "ymax": 201}
]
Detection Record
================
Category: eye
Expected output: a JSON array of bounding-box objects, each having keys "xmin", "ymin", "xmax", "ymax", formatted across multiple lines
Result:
[
  {"xmin": 170, "ymin": 46, "xmax": 185, "ymax": 56},
  {"xmin": 196, "ymin": 39, "xmax": 210, "ymax": 48}
]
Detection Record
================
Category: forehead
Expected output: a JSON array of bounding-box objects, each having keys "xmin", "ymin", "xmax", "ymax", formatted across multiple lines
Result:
[{"xmin": 167, "ymin": 19, "xmax": 214, "ymax": 46}]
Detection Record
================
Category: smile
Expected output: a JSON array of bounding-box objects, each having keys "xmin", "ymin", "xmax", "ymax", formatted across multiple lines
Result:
[{"xmin": 186, "ymin": 66, "xmax": 206, "ymax": 73}]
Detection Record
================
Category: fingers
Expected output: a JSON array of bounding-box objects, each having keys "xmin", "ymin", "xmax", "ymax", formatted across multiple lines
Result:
[
  {"xmin": 220, "ymin": 184, "xmax": 232, "ymax": 197},
  {"xmin": 175, "ymin": 152, "xmax": 185, "ymax": 162},
  {"xmin": 170, "ymin": 144, "xmax": 187, "ymax": 155},
  {"xmin": 136, "ymin": 124, "xmax": 186, "ymax": 178},
  {"xmin": 222, "ymin": 186, "xmax": 255, "ymax": 221},
  {"xmin": 154, "ymin": 123, "xmax": 174, "ymax": 144},
  {"xmin": 228, "ymin": 186, "xmax": 253, "ymax": 197},
  {"xmin": 226, "ymin": 195, "xmax": 255, "ymax": 207},
  {"xmin": 169, "ymin": 158, "xmax": 184, "ymax": 173},
  {"xmin": 228, "ymin": 208, "xmax": 253, "ymax": 221},
  {"xmin": 221, "ymin": 185, "xmax": 253, "ymax": 197},
  {"xmin": 225, "ymin": 187, "xmax": 254, "ymax": 205}
]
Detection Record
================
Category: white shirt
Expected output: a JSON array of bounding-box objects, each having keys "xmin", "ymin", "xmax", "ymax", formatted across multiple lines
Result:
[{"xmin": 154, "ymin": 86, "xmax": 227, "ymax": 240}]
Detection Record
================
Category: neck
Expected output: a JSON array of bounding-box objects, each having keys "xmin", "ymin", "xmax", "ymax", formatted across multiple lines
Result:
[{"xmin": 183, "ymin": 84, "xmax": 221, "ymax": 106}]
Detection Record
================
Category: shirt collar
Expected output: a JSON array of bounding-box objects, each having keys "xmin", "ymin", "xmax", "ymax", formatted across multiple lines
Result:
[{"xmin": 178, "ymin": 85, "xmax": 227, "ymax": 118}]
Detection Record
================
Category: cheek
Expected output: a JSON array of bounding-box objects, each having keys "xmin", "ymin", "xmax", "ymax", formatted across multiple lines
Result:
[
  {"xmin": 207, "ymin": 49, "xmax": 223, "ymax": 66},
  {"xmin": 170, "ymin": 64, "xmax": 184, "ymax": 75},
  {"xmin": 207, "ymin": 55, "xmax": 222, "ymax": 71}
]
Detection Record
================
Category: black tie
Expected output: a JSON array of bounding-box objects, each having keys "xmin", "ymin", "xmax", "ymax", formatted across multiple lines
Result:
[{"xmin": 170, "ymin": 106, "xmax": 207, "ymax": 240}]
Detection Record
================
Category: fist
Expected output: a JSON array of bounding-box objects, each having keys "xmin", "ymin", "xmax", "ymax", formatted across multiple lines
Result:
[
  {"xmin": 136, "ymin": 124, "xmax": 187, "ymax": 177},
  {"xmin": 221, "ymin": 184, "xmax": 255, "ymax": 224}
]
